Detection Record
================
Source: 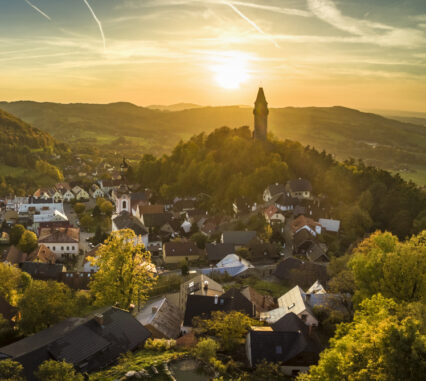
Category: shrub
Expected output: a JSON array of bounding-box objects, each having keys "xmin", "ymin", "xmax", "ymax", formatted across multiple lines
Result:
[
  {"xmin": 193, "ymin": 337, "xmax": 219, "ymax": 363},
  {"xmin": 144, "ymin": 338, "xmax": 176, "ymax": 351}
]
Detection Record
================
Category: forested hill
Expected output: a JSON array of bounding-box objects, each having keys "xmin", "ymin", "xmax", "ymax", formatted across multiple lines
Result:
[
  {"xmin": 0, "ymin": 109, "xmax": 69, "ymax": 195},
  {"xmin": 1, "ymin": 101, "xmax": 425, "ymax": 185},
  {"xmin": 131, "ymin": 126, "xmax": 426, "ymax": 254}
]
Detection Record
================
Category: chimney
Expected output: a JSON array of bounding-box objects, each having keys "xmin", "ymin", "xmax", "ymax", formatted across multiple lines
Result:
[
  {"xmin": 152, "ymin": 306, "xmax": 158, "ymax": 314},
  {"xmin": 203, "ymin": 281, "xmax": 209, "ymax": 291},
  {"xmin": 94, "ymin": 314, "xmax": 104, "ymax": 326},
  {"xmin": 214, "ymin": 295, "xmax": 218, "ymax": 304}
]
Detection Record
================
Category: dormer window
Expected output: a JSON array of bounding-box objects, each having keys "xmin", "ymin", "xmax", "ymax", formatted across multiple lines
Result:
[{"xmin": 288, "ymin": 302, "xmax": 295, "ymax": 310}]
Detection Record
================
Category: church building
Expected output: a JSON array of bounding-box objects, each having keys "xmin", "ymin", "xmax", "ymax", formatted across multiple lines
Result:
[{"xmin": 253, "ymin": 87, "xmax": 269, "ymax": 140}]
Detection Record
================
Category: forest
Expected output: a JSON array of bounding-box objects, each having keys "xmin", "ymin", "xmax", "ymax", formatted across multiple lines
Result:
[{"xmin": 131, "ymin": 126, "xmax": 426, "ymax": 255}]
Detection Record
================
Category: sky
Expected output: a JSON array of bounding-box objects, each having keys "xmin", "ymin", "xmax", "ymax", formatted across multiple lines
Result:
[{"xmin": 0, "ymin": 0, "xmax": 425, "ymax": 111}]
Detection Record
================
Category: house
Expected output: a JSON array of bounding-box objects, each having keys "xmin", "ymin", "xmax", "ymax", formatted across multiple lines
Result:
[
  {"xmin": 318, "ymin": 218, "xmax": 341, "ymax": 233},
  {"xmin": 275, "ymin": 193, "xmax": 297, "ymax": 213},
  {"xmin": 263, "ymin": 183, "xmax": 286, "ymax": 202},
  {"xmin": 89, "ymin": 184, "xmax": 104, "ymax": 199},
  {"xmin": 136, "ymin": 297, "xmax": 182, "ymax": 339},
  {"xmin": 141, "ymin": 212, "xmax": 172, "ymax": 230},
  {"xmin": 246, "ymin": 325, "xmax": 321, "ymax": 376},
  {"xmin": 205, "ymin": 242, "xmax": 235, "ymax": 262},
  {"xmin": 232, "ymin": 198, "xmax": 251, "ymax": 216},
  {"xmin": 249, "ymin": 243, "xmax": 281, "ymax": 263},
  {"xmin": 264, "ymin": 205, "xmax": 285, "ymax": 224},
  {"xmin": 178, "ymin": 274, "xmax": 224, "ymax": 312},
  {"xmin": 173, "ymin": 199, "xmax": 196, "ymax": 213},
  {"xmin": 112, "ymin": 211, "xmax": 149, "ymax": 248},
  {"xmin": 286, "ymin": 178, "xmax": 313, "ymax": 200},
  {"xmin": 274, "ymin": 258, "xmax": 329, "ymax": 288},
  {"xmin": 38, "ymin": 227, "xmax": 80, "ymax": 260},
  {"xmin": 306, "ymin": 281, "xmax": 326, "ymax": 295},
  {"xmin": 33, "ymin": 188, "xmax": 53, "ymax": 200},
  {"xmin": 3, "ymin": 210, "xmax": 18, "ymax": 225},
  {"xmin": 241, "ymin": 286, "xmax": 276, "ymax": 315},
  {"xmin": 98, "ymin": 179, "xmax": 122, "ymax": 194},
  {"xmin": 291, "ymin": 215, "xmax": 322, "ymax": 236},
  {"xmin": 0, "ymin": 307, "xmax": 152, "ymax": 380},
  {"xmin": 221, "ymin": 231, "xmax": 257, "ymax": 248},
  {"xmin": 0, "ymin": 232, "xmax": 9, "ymax": 245},
  {"xmin": 199, "ymin": 218, "xmax": 220, "ymax": 236},
  {"xmin": 83, "ymin": 244, "xmax": 102, "ymax": 273},
  {"xmin": 294, "ymin": 229, "xmax": 316, "ymax": 254},
  {"xmin": 20, "ymin": 262, "xmax": 66, "ymax": 281},
  {"xmin": 203, "ymin": 254, "xmax": 255, "ymax": 278},
  {"xmin": 182, "ymin": 288, "xmax": 256, "ymax": 333},
  {"xmin": 162, "ymin": 241, "xmax": 200, "ymax": 264},
  {"xmin": 6, "ymin": 244, "xmax": 57, "ymax": 265},
  {"xmin": 180, "ymin": 220, "xmax": 192, "ymax": 233},
  {"xmin": 306, "ymin": 243, "xmax": 329, "ymax": 263},
  {"xmin": 72, "ymin": 186, "xmax": 90, "ymax": 201},
  {"xmin": 130, "ymin": 192, "xmax": 153, "ymax": 217}
]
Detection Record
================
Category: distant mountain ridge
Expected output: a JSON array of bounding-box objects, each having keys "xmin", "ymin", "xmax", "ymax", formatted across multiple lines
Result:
[{"xmin": 1, "ymin": 100, "xmax": 425, "ymax": 185}]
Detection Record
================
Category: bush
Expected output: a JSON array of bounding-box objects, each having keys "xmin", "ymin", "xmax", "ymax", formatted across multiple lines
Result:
[
  {"xmin": 35, "ymin": 360, "xmax": 83, "ymax": 381},
  {"xmin": 0, "ymin": 359, "xmax": 25, "ymax": 381},
  {"xmin": 144, "ymin": 338, "xmax": 176, "ymax": 351},
  {"xmin": 193, "ymin": 337, "xmax": 219, "ymax": 363}
]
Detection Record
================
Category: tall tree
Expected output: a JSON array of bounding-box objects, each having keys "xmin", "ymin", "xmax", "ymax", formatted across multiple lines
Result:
[
  {"xmin": 9, "ymin": 224, "xmax": 25, "ymax": 246},
  {"xmin": 18, "ymin": 280, "xmax": 76, "ymax": 334},
  {"xmin": 89, "ymin": 229, "xmax": 157, "ymax": 310},
  {"xmin": 349, "ymin": 230, "xmax": 426, "ymax": 304},
  {"xmin": 297, "ymin": 294, "xmax": 426, "ymax": 381},
  {"xmin": 0, "ymin": 262, "xmax": 31, "ymax": 304},
  {"xmin": 18, "ymin": 230, "xmax": 38, "ymax": 254}
]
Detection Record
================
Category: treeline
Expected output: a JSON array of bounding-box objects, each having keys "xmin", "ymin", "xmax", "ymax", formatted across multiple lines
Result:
[{"xmin": 131, "ymin": 126, "xmax": 426, "ymax": 253}]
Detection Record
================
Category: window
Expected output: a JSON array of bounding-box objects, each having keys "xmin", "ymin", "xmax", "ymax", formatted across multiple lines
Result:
[
  {"xmin": 66, "ymin": 246, "xmax": 69, "ymax": 251},
  {"xmin": 52, "ymin": 246, "xmax": 56, "ymax": 251},
  {"xmin": 275, "ymin": 346, "xmax": 282, "ymax": 354},
  {"xmin": 122, "ymin": 200, "xmax": 127, "ymax": 209},
  {"xmin": 61, "ymin": 246, "xmax": 64, "ymax": 251},
  {"xmin": 288, "ymin": 302, "xmax": 295, "ymax": 310}
]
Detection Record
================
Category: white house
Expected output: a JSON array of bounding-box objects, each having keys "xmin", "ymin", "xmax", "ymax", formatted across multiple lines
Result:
[
  {"xmin": 90, "ymin": 184, "xmax": 104, "ymax": 199},
  {"xmin": 38, "ymin": 227, "xmax": 80, "ymax": 260},
  {"xmin": 263, "ymin": 183, "xmax": 286, "ymax": 202},
  {"xmin": 72, "ymin": 186, "xmax": 90, "ymax": 201},
  {"xmin": 62, "ymin": 189, "xmax": 75, "ymax": 202},
  {"xmin": 286, "ymin": 178, "xmax": 313, "ymax": 200}
]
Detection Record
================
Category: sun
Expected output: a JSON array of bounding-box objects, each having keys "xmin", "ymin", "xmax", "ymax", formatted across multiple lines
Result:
[{"xmin": 210, "ymin": 52, "xmax": 250, "ymax": 89}]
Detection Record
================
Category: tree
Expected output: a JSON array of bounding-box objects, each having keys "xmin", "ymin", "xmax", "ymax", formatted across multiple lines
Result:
[
  {"xmin": 89, "ymin": 229, "xmax": 157, "ymax": 310},
  {"xmin": 190, "ymin": 232, "xmax": 207, "ymax": 249},
  {"xmin": 97, "ymin": 198, "xmax": 113, "ymax": 216},
  {"xmin": 349, "ymin": 230, "xmax": 426, "ymax": 304},
  {"xmin": 79, "ymin": 213, "xmax": 94, "ymax": 231},
  {"xmin": 35, "ymin": 360, "xmax": 83, "ymax": 381},
  {"xmin": 9, "ymin": 224, "xmax": 25, "ymax": 246},
  {"xmin": 0, "ymin": 262, "xmax": 31, "ymax": 303},
  {"xmin": 18, "ymin": 280, "xmax": 76, "ymax": 334},
  {"xmin": 73, "ymin": 202, "xmax": 85, "ymax": 214},
  {"xmin": 180, "ymin": 259, "xmax": 189, "ymax": 276},
  {"xmin": 298, "ymin": 294, "xmax": 426, "ymax": 381},
  {"xmin": 18, "ymin": 230, "xmax": 38, "ymax": 254},
  {"xmin": 193, "ymin": 337, "xmax": 219, "ymax": 363},
  {"xmin": 0, "ymin": 359, "xmax": 25, "ymax": 381},
  {"xmin": 194, "ymin": 311, "xmax": 261, "ymax": 352}
]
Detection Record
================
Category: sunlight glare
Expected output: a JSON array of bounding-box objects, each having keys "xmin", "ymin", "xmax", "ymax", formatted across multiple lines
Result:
[{"xmin": 210, "ymin": 52, "xmax": 250, "ymax": 90}]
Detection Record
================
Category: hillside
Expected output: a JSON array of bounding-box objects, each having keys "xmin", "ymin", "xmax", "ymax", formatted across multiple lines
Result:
[
  {"xmin": 1, "ymin": 101, "xmax": 425, "ymax": 185},
  {"xmin": 0, "ymin": 108, "xmax": 69, "ymax": 195}
]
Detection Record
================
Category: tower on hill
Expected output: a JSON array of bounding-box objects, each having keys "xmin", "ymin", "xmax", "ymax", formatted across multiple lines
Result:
[{"xmin": 253, "ymin": 87, "xmax": 269, "ymax": 140}]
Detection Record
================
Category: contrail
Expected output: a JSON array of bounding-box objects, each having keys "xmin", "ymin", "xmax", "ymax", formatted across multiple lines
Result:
[
  {"xmin": 222, "ymin": 1, "xmax": 279, "ymax": 48},
  {"xmin": 24, "ymin": 0, "xmax": 51, "ymax": 21},
  {"xmin": 82, "ymin": 0, "xmax": 106, "ymax": 50}
]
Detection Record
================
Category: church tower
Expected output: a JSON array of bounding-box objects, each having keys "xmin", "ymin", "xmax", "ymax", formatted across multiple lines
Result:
[{"xmin": 253, "ymin": 87, "xmax": 268, "ymax": 140}]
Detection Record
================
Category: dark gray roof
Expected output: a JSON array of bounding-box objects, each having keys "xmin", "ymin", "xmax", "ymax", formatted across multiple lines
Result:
[
  {"xmin": 20, "ymin": 262, "xmax": 65, "ymax": 279},
  {"xmin": 274, "ymin": 258, "xmax": 329, "ymax": 288},
  {"xmin": 271, "ymin": 312, "xmax": 309, "ymax": 335},
  {"xmin": 113, "ymin": 211, "xmax": 148, "ymax": 236},
  {"xmin": 0, "ymin": 307, "xmax": 151, "ymax": 380},
  {"xmin": 183, "ymin": 288, "xmax": 255, "ymax": 326},
  {"xmin": 294, "ymin": 229, "xmax": 316, "ymax": 252},
  {"xmin": 143, "ymin": 212, "xmax": 172, "ymax": 228},
  {"xmin": 205, "ymin": 243, "xmax": 235, "ymax": 261},
  {"xmin": 267, "ymin": 183, "xmax": 286, "ymax": 197},
  {"xmin": 221, "ymin": 231, "xmax": 257, "ymax": 245},
  {"xmin": 248, "ymin": 329, "xmax": 320, "ymax": 366},
  {"xmin": 287, "ymin": 178, "xmax": 312, "ymax": 193}
]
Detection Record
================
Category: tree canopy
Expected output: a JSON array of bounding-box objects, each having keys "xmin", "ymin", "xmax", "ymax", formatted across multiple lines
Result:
[
  {"xmin": 89, "ymin": 229, "xmax": 157, "ymax": 310},
  {"xmin": 35, "ymin": 360, "xmax": 83, "ymax": 381}
]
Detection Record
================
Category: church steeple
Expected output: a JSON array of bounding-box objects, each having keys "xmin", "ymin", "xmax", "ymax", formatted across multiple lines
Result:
[{"xmin": 253, "ymin": 87, "xmax": 268, "ymax": 140}]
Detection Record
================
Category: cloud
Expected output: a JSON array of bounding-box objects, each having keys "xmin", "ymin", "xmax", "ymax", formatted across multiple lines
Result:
[
  {"xmin": 307, "ymin": 0, "xmax": 425, "ymax": 47},
  {"xmin": 229, "ymin": 1, "xmax": 311, "ymax": 18},
  {"xmin": 24, "ymin": 0, "xmax": 51, "ymax": 21},
  {"xmin": 222, "ymin": 1, "xmax": 279, "ymax": 48},
  {"xmin": 82, "ymin": 0, "xmax": 106, "ymax": 50}
]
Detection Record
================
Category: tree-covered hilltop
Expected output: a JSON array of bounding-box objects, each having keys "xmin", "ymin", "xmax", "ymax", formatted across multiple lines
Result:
[
  {"xmin": 132, "ymin": 126, "xmax": 426, "ymax": 251},
  {"xmin": 0, "ymin": 109, "xmax": 70, "ymax": 195}
]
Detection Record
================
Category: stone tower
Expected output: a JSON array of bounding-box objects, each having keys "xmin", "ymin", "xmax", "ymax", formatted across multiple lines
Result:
[{"xmin": 253, "ymin": 87, "xmax": 268, "ymax": 140}]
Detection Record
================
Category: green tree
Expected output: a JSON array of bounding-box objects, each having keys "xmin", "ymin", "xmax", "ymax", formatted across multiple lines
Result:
[
  {"xmin": 349, "ymin": 230, "xmax": 426, "ymax": 304},
  {"xmin": 89, "ymin": 229, "xmax": 157, "ymax": 310},
  {"xmin": 193, "ymin": 337, "xmax": 219, "ymax": 363},
  {"xmin": 0, "ymin": 262, "xmax": 31, "ymax": 304},
  {"xmin": 73, "ymin": 202, "xmax": 85, "ymax": 214},
  {"xmin": 35, "ymin": 360, "xmax": 83, "ymax": 381},
  {"xmin": 79, "ymin": 213, "xmax": 94, "ymax": 231},
  {"xmin": 190, "ymin": 232, "xmax": 207, "ymax": 249},
  {"xmin": 9, "ymin": 224, "xmax": 25, "ymax": 246},
  {"xmin": 0, "ymin": 359, "xmax": 25, "ymax": 381},
  {"xmin": 18, "ymin": 230, "xmax": 38, "ymax": 254},
  {"xmin": 18, "ymin": 280, "xmax": 76, "ymax": 334},
  {"xmin": 298, "ymin": 294, "xmax": 426, "ymax": 381},
  {"xmin": 194, "ymin": 311, "xmax": 261, "ymax": 352}
]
